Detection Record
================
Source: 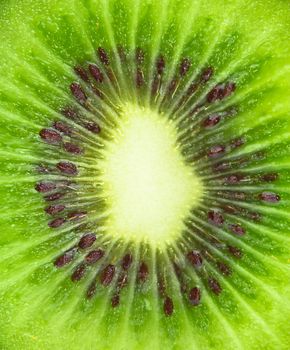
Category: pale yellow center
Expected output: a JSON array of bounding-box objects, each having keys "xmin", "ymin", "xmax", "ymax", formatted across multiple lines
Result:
[{"xmin": 101, "ymin": 104, "xmax": 203, "ymax": 248}]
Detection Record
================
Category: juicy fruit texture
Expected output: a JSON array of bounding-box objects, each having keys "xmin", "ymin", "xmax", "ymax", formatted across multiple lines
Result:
[{"xmin": 0, "ymin": 1, "xmax": 289, "ymax": 350}]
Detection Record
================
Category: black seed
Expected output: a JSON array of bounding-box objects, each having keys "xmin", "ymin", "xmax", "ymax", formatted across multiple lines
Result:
[
  {"xmin": 63, "ymin": 142, "xmax": 83, "ymax": 155},
  {"xmin": 85, "ymin": 249, "xmax": 104, "ymax": 264},
  {"xmin": 53, "ymin": 121, "xmax": 72, "ymax": 135},
  {"xmin": 138, "ymin": 262, "xmax": 149, "ymax": 283},
  {"xmin": 187, "ymin": 251, "xmax": 203, "ymax": 267},
  {"xmin": 111, "ymin": 294, "xmax": 120, "ymax": 308},
  {"xmin": 260, "ymin": 173, "xmax": 278, "ymax": 182},
  {"xmin": 164, "ymin": 296, "xmax": 174, "ymax": 316},
  {"xmin": 48, "ymin": 217, "xmax": 65, "ymax": 228},
  {"xmin": 57, "ymin": 161, "xmax": 78, "ymax": 175},
  {"xmin": 98, "ymin": 47, "xmax": 110, "ymax": 65},
  {"xmin": 217, "ymin": 262, "xmax": 232, "ymax": 276},
  {"xmin": 188, "ymin": 287, "xmax": 201, "ymax": 306},
  {"xmin": 35, "ymin": 182, "xmax": 56, "ymax": 193},
  {"xmin": 200, "ymin": 67, "xmax": 214, "ymax": 83},
  {"xmin": 84, "ymin": 121, "xmax": 101, "ymax": 134},
  {"xmin": 54, "ymin": 249, "xmax": 76, "ymax": 268},
  {"xmin": 156, "ymin": 55, "xmax": 165, "ymax": 75},
  {"xmin": 208, "ymin": 145, "xmax": 225, "ymax": 158},
  {"xmin": 179, "ymin": 58, "xmax": 191, "ymax": 76},
  {"xmin": 89, "ymin": 64, "xmax": 104, "ymax": 83},
  {"xmin": 44, "ymin": 192, "xmax": 65, "ymax": 202},
  {"xmin": 67, "ymin": 211, "xmax": 87, "ymax": 221},
  {"xmin": 100, "ymin": 264, "xmax": 115, "ymax": 286},
  {"xmin": 135, "ymin": 47, "xmax": 145, "ymax": 65},
  {"xmin": 208, "ymin": 210, "xmax": 224, "ymax": 226},
  {"xmin": 202, "ymin": 114, "xmax": 221, "ymax": 128},
  {"xmin": 39, "ymin": 128, "xmax": 62, "ymax": 144},
  {"xmin": 223, "ymin": 82, "xmax": 236, "ymax": 98},
  {"xmin": 74, "ymin": 66, "xmax": 89, "ymax": 82},
  {"xmin": 229, "ymin": 224, "xmax": 245, "ymax": 236},
  {"xmin": 86, "ymin": 283, "xmax": 96, "ymax": 299},
  {"xmin": 208, "ymin": 278, "xmax": 222, "ymax": 295},
  {"xmin": 136, "ymin": 67, "xmax": 144, "ymax": 87},
  {"xmin": 78, "ymin": 233, "xmax": 96, "ymax": 249},
  {"xmin": 70, "ymin": 82, "xmax": 87, "ymax": 105},
  {"xmin": 207, "ymin": 84, "xmax": 223, "ymax": 103},
  {"xmin": 122, "ymin": 253, "xmax": 133, "ymax": 270},
  {"xmin": 71, "ymin": 263, "xmax": 86, "ymax": 281},
  {"xmin": 228, "ymin": 245, "xmax": 243, "ymax": 259},
  {"xmin": 259, "ymin": 192, "xmax": 280, "ymax": 203},
  {"xmin": 45, "ymin": 204, "xmax": 66, "ymax": 215}
]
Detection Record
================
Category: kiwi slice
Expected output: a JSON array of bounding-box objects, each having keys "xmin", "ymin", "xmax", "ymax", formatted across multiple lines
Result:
[{"xmin": 0, "ymin": 0, "xmax": 289, "ymax": 349}]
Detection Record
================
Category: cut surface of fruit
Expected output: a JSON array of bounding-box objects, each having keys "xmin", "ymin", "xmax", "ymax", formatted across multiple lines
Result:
[{"xmin": 0, "ymin": 0, "xmax": 289, "ymax": 350}]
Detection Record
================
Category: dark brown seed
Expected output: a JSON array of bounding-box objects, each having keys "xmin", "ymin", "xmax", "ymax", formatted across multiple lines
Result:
[
  {"xmin": 70, "ymin": 82, "xmax": 87, "ymax": 105},
  {"xmin": 167, "ymin": 78, "xmax": 178, "ymax": 95},
  {"xmin": 207, "ymin": 84, "xmax": 224, "ymax": 103},
  {"xmin": 260, "ymin": 173, "xmax": 278, "ymax": 182},
  {"xmin": 151, "ymin": 75, "xmax": 160, "ymax": 96},
  {"xmin": 259, "ymin": 192, "xmax": 280, "ymax": 203},
  {"xmin": 202, "ymin": 114, "xmax": 221, "ymax": 128},
  {"xmin": 223, "ymin": 82, "xmax": 236, "ymax": 98},
  {"xmin": 53, "ymin": 121, "xmax": 72, "ymax": 135},
  {"xmin": 187, "ymin": 251, "xmax": 203, "ymax": 267},
  {"xmin": 61, "ymin": 107, "xmax": 79, "ymax": 120},
  {"xmin": 71, "ymin": 264, "xmax": 86, "ymax": 282},
  {"xmin": 45, "ymin": 204, "xmax": 66, "ymax": 215},
  {"xmin": 54, "ymin": 249, "xmax": 76, "ymax": 268},
  {"xmin": 188, "ymin": 287, "xmax": 201, "ymax": 306},
  {"xmin": 84, "ymin": 121, "xmax": 101, "ymax": 134},
  {"xmin": 208, "ymin": 210, "xmax": 224, "ymax": 226},
  {"xmin": 48, "ymin": 217, "xmax": 65, "ymax": 228},
  {"xmin": 35, "ymin": 182, "xmax": 56, "ymax": 193},
  {"xmin": 78, "ymin": 233, "xmax": 96, "ymax": 249},
  {"xmin": 122, "ymin": 253, "xmax": 133, "ymax": 270},
  {"xmin": 57, "ymin": 161, "xmax": 78, "ymax": 175},
  {"xmin": 156, "ymin": 55, "xmax": 165, "ymax": 75},
  {"xmin": 100, "ymin": 264, "xmax": 115, "ymax": 286},
  {"xmin": 39, "ymin": 128, "xmax": 62, "ymax": 144},
  {"xmin": 86, "ymin": 283, "xmax": 96, "ymax": 299},
  {"xmin": 208, "ymin": 145, "xmax": 225, "ymax": 158},
  {"xmin": 135, "ymin": 47, "xmax": 145, "ymax": 65},
  {"xmin": 217, "ymin": 262, "xmax": 232, "ymax": 276},
  {"xmin": 228, "ymin": 245, "xmax": 243, "ymax": 259},
  {"xmin": 179, "ymin": 58, "xmax": 191, "ymax": 76},
  {"xmin": 85, "ymin": 249, "xmax": 104, "ymax": 264},
  {"xmin": 136, "ymin": 67, "xmax": 144, "ymax": 87},
  {"xmin": 98, "ymin": 47, "xmax": 110, "ymax": 65},
  {"xmin": 163, "ymin": 296, "xmax": 174, "ymax": 316},
  {"xmin": 138, "ymin": 262, "xmax": 149, "ymax": 283},
  {"xmin": 229, "ymin": 224, "xmax": 245, "ymax": 236},
  {"xmin": 74, "ymin": 66, "xmax": 89, "ymax": 82},
  {"xmin": 111, "ymin": 294, "xmax": 120, "ymax": 308},
  {"xmin": 89, "ymin": 64, "xmax": 104, "ymax": 83},
  {"xmin": 200, "ymin": 67, "xmax": 214, "ymax": 83},
  {"xmin": 63, "ymin": 142, "xmax": 83, "ymax": 155},
  {"xmin": 231, "ymin": 137, "xmax": 245, "ymax": 149},
  {"xmin": 224, "ymin": 174, "xmax": 243, "ymax": 184},
  {"xmin": 67, "ymin": 211, "xmax": 87, "ymax": 221},
  {"xmin": 186, "ymin": 82, "xmax": 198, "ymax": 96},
  {"xmin": 208, "ymin": 278, "xmax": 222, "ymax": 295},
  {"xmin": 44, "ymin": 192, "xmax": 65, "ymax": 202}
]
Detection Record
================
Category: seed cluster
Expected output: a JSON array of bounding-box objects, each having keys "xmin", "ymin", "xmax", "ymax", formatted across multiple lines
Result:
[{"xmin": 35, "ymin": 46, "xmax": 281, "ymax": 316}]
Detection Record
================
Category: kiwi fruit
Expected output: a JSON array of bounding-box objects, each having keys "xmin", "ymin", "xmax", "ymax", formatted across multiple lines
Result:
[{"xmin": 0, "ymin": 0, "xmax": 289, "ymax": 349}]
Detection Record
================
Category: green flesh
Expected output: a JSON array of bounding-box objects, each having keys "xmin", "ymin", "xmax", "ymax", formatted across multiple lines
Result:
[{"xmin": 0, "ymin": 0, "xmax": 290, "ymax": 349}]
